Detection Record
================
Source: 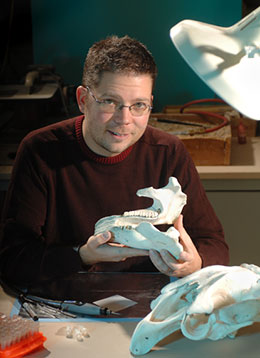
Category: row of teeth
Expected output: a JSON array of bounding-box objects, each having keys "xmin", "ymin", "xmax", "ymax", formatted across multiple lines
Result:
[{"xmin": 123, "ymin": 210, "xmax": 159, "ymax": 218}]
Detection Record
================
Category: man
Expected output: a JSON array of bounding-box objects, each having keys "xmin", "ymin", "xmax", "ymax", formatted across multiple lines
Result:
[{"xmin": 0, "ymin": 35, "xmax": 229, "ymax": 288}]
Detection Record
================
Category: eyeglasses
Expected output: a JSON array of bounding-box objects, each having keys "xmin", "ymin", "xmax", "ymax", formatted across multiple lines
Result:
[{"xmin": 86, "ymin": 86, "xmax": 152, "ymax": 117}]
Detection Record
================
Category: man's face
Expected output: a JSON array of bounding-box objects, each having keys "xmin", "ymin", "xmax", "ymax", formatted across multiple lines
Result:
[{"xmin": 77, "ymin": 72, "xmax": 153, "ymax": 157}]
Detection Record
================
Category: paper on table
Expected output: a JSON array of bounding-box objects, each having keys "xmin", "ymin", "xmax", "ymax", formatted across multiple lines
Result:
[{"xmin": 93, "ymin": 295, "xmax": 137, "ymax": 312}]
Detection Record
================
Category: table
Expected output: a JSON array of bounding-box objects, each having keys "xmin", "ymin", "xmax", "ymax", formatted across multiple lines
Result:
[{"xmin": 1, "ymin": 273, "xmax": 260, "ymax": 357}]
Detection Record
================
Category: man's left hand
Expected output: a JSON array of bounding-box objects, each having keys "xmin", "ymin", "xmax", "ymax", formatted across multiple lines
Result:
[{"xmin": 149, "ymin": 214, "xmax": 202, "ymax": 277}]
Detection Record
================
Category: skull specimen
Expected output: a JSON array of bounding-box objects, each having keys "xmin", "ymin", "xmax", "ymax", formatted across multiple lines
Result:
[
  {"xmin": 130, "ymin": 263, "xmax": 260, "ymax": 355},
  {"xmin": 94, "ymin": 177, "xmax": 187, "ymax": 259}
]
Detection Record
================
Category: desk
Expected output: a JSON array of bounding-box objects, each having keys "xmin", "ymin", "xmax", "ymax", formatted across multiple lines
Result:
[{"xmin": 1, "ymin": 275, "xmax": 260, "ymax": 358}]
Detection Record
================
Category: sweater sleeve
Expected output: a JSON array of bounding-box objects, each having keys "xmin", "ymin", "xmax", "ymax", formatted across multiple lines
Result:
[
  {"xmin": 173, "ymin": 140, "xmax": 229, "ymax": 267},
  {"xmin": 0, "ymin": 136, "xmax": 84, "ymax": 287}
]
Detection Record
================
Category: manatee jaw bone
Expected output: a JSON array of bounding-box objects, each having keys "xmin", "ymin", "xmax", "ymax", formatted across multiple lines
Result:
[
  {"xmin": 119, "ymin": 176, "xmax": 187, "ymax": 226},
  {"xmin": 98, "ymin": 222, "xmax": 184, "ymax": 258},
  {"xmin": 94, "ymin": 177, "xmax": 187, "ymax": 258}
]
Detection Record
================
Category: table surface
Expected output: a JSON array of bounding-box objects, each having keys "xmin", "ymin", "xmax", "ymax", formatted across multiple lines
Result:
[{"xmin": 1, "ymin": 273, "xmax": 260, "ymax": 358}]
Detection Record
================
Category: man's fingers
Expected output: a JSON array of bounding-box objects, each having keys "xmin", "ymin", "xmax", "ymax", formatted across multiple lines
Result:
[
  {"xmin": 160, "ymin": 249, "xmax": 179, "ymax": 269},
  {"xmin": 179, "ymin": 250, "xmax": 191, "ymax": 262},
  {"xmin": 149, "ymin": 249, "xmax": 177, "ymax": 276},
  {"xmin": 89, "ymin": 231, "xmax": 112, "ymax": 247},
  {"xmin": 174, "ymin": 214, "xmax": 183, "ymax": 231},
  {"xmin": 174, "ymin": 215, "xmax": 195, "ymax": 252},
  {"xmin": 149, "ymin": 250, "xmax": 168, "ymax": 272}
]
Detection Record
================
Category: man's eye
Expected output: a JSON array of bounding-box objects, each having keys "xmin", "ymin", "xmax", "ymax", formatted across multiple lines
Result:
[
  {"xmin": 102, "ymin": 99, "xmax": 116, "ymax": 106},
  {"xmin": 133, "ymin": 102, "xmax": 147, "ymax": 109}
]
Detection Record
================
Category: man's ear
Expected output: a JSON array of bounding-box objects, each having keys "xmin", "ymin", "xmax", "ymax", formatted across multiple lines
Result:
[{"xmin": 76, "ymin": 86, "xmax": 87, "ymax": 113}]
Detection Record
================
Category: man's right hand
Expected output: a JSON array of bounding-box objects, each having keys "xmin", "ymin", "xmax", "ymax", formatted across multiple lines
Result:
[{"xmin": 78, "ymin": 231, "xmax": 149, "ymax": 265}]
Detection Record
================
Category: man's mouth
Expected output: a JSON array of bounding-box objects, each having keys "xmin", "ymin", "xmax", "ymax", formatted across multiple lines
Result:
[{"xmin": 109, "ymin": 130, "xmax": 129, "ymax": 137}]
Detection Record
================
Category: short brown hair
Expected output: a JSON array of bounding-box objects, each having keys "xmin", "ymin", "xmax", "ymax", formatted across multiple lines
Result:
[{"xmin": 82, "ymin": 35, "xmax": 157, "ymax": 89}]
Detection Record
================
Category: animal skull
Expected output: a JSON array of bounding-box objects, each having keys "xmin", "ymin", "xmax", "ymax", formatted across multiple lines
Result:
[
  {"xmin": 130, "ymin": 263, "xmax": 260, "ymax": 355},
  {"xmin": 94, "ymin": 177, "xmax": 187, "ymax": 258}
]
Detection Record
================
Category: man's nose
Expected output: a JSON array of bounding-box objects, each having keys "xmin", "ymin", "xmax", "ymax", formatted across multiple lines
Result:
[{"xmin": 113, "ymin": 106, "xmax": 132, "ymax": 124}]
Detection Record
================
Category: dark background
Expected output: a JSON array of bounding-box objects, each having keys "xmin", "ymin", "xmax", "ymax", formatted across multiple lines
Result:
[
  {"xmin": 0, "ymin": 0, "xmax": 245, "ymax": 110},
  {"xmin": 0, "ymin": 0, "xmax": 258, "ymax": 214}
]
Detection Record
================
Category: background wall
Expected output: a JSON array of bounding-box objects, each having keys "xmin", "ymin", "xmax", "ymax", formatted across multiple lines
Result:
[{"xmin": 31, "ymin": 0, "xmax": 242, "ymax": 111}]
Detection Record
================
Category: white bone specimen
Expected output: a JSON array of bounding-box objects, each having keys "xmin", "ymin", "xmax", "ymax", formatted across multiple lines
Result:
[
  {"xmin": 130, "ymin": 263, "xmax": 260, "ymax": 355},
  {"xmin": 94, "ymin": 177, "xmax": 187, "ymax": 258}
]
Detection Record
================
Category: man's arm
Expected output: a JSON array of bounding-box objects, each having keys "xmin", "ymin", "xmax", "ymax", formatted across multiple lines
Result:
[
  {"xmin": 0, "ymin": 135, "xmax": 149, "ymax": 287},
  {"xmin": 173, "ymin": 140, "xmax": 229, "ymax": 268},
  {"xmin": 0, "ymin": 136, "xmax": 83, "ymax": 286},
  {"xmin": 148, "ymin": 137, "xmax": 229, "ymax": 277}
]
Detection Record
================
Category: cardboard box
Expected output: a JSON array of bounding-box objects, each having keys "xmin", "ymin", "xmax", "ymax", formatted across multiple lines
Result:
[
  {"xmin": 163, "ymin": 104, "xmax": 257, "ymax": 137},
  {"xmin": 149, "ymin": 113, "xmax": 231, "ymax": 166}
]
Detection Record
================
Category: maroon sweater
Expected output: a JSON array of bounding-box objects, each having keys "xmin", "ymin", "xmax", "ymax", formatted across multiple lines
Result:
[{"xmin": 0, "ymin": 116, "xmax": 229, "ymax": 286}]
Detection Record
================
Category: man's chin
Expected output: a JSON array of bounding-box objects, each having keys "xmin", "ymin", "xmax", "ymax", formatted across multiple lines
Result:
[{"xmin": 102, "ymin": 140, "xmax": 133, "ymax": 157}]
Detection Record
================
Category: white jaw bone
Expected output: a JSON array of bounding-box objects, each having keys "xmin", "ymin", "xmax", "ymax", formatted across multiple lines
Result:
[
  {"xmin": 94, "ymin": 177, "xmax": 187, "ymax": 258},
  {"xmin": 130, "ymin": 264, "xmax": 260, "ymax": 355},
  {"xmin": 123, "ymin": 176, "xmax": 187, "ymax": 226}
]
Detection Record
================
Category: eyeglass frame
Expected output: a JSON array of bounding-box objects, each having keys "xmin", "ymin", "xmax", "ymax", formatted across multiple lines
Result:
[{"xmin": 85, "ymin": 86, "xmax": 153, "ymax": 116}]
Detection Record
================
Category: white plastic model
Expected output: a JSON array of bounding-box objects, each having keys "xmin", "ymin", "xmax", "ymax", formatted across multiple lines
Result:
[
  {"xmin": 170, "ymin": 6, "xmax": 260, "ymax": 120},
  {"xmin": 94, "ymin": 177, "xmax": 186, "ymax": 259},
  {"xmin": 130, "ymin": 263, "xmax": 260, "ymax": 355}
]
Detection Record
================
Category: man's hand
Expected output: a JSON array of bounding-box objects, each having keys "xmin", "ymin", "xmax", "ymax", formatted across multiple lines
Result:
[
  {"xmin": 149, "ymin": 215, "xmax": 202, "ymax": 277},
  {"xmin": 79, "ymin": 231, "xmax": 149, "ymax": 265}
]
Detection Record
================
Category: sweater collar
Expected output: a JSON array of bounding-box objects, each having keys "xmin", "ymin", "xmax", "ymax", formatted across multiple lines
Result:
[{"xmin": 75, "ymin": 116, "xmax": 133, "ymax": 164}]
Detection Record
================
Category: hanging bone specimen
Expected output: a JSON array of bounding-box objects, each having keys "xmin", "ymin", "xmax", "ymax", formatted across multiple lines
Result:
[
  {"xmin": 130, "ymin": 263, "xmax": 260, "ymax": 355},
  {"xmin": 94, "ymin": 177, "xmax": 187, "ymax": 258}
]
